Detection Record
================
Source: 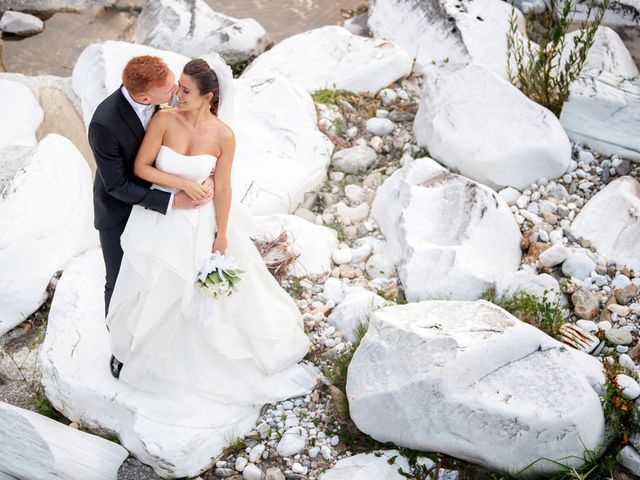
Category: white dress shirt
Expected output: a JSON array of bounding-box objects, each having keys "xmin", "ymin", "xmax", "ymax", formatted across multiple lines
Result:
[{"xmin": 121, "ymin": 86, "xmax": 174, "ymax": 213}]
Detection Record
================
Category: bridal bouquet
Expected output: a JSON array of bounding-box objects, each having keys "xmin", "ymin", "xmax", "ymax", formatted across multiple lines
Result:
[{"xmin": 196, "ymin": 251, "xmax": 244, "ymax": 300}]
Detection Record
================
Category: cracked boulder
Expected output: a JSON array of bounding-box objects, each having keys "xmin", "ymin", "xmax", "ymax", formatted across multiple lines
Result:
[
  {"xmin": 415, "ymin": 64, "xmax": 571, "ymax": 190},
  {"xmin": 571, "ymin": 176, "xmax": 640, "ymax": 271},
  {"xmin": 0, "ymin": 134, "xmax": 96, "ymax": 336},
  {"xmin": 371, "ymin": 157, "xmax": 522, "ymax": 301},
  {"xmin": 133, "ymin": 0, "xmax": 269, "ymax": 65},
  {"xmin": 367, "ymin": 0, "xmax": 527, "ymax": 77},
  {"xmin": 346, "ymin": 300, "xmax": 606, "ymax": 475},
  {"xmin": 241, "ymin": 26, "xmax": 413, "ymax": 93}
]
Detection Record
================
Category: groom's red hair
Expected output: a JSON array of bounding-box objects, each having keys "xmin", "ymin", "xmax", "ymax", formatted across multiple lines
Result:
[{"xmin": 122, "ymin": 56, "xmax": 171, "ymax": 96}]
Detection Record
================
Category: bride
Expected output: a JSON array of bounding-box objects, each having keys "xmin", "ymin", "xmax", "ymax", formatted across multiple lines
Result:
[{"xmin": 105, "ymin": 57, "xmax": 315, "ymax": 405}]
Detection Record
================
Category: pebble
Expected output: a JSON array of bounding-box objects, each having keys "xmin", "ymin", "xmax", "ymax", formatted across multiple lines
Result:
[
  {"xmin": 576, "ymin": 320, "xmax": 599, "ymax": 333},
  {"xmin": 321, "ymin": 444, "xmax": 333, "ymax": 460},
  {"xmin": 235, "ymin": 457, "xmax": 248, "ymax": 472},
  {"xmin": 366, "ymin": 117, "xmax": 395, "ymax": 136},
  {"xmin": 608, "ymin": 304, "xmax": 630, "ymax": 316},
  {"xmin": 331, "ymin": 146, "xmax": 377, "ymax": 174},
  {"xmin": 618, "ymin": 446, "xmax": 640, "ymax": 476},
  {"xmin": 249, "ymin": 444, "xmax": 266, "ymax": 463},
  {"xmin": 344, "ymin": 184, "xmax": 365, "ymax": 203},
  {"xmin": 378, "ymin": 88, "xmax": 397, "ymax": 106},
  {"xmin": 243, "ymin": 464, "xmax": 263, "ymax": 480},
  {"xmin": 617, "ymin": 374, "xmax": 640, "ymax": 400},
  {"xmin": 561, "ymin": 252, "xmax": 595, "ymax": 281},
  {"xmin": 292, "ymin": 462, "xmax": 308, "ymax": 475},
  {"xmin": 331, "ymin": 247, "xmax": 353, "ymax": 265},
  {"xmin": 606, "ymin": 328, "xmax": 633, "ymax": 345},
  {"xmin": 276, "ymin": 427, "xmax": 307, "ymax": 457},
  {"xmin": 620, "ymin": 354, "xmax": 636, "ymax": 370}
]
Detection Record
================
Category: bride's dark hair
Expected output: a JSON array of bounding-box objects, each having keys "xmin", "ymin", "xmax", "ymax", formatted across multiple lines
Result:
[{"xmin": 182, "ymin": 58, "xmax": 220, "ymax": 115}]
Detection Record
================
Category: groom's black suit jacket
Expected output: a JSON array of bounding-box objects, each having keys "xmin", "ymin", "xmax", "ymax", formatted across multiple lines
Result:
[{"xmin": 88, "ymin": 87, "xmax": 170, "ymax": 230}]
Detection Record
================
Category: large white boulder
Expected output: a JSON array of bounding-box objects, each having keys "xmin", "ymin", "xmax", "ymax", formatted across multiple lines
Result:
[
  {"xmin": 0, "ymin": 79, "xmax": 43, "ymax": 148},
  {"xmin": 371, "ymin": 157, "xmax": 522, "ymax": 301},
  {"xmin": 0, "ymin": 401, "xmax": 128, "ymax": 480},
  {"xmin": 246, "ymin": 213, "xmax": 339, "ymax": 277},
  {"xmin": 560, "ymin": 72, "xmax": 640, "ymax": 161},
  {"xmin": 133, "ymin": 0, "xmax": 269, "ymax": 64},
  {"xmin": 367, "ymin": 0, "xmax": 527, "ymax": 77},
  {"xmin": 232, "ymin": 75, "xmax": 334, "ymax": 214},
  {"xmin": 319, "ymin": 450, "xmax": 410, "ymax": 480},
  {"xmin": 415, "ymin": 64, "xmax": 571, "ymax": 190},
  {"xmin": 495, "ymin": 269, "xmax": 563, "ymax": 303},
  {"xmin": 0, "ymin": 134, "xmax": 96, "ymax": 336},
  {"xmin": 571, "ymin": 176, "xmax": 640, "ymax": 271},
  {"xmin": 241, "ymin": 26, "xmax": 413, "ymax": 93},
  {"xmin": 38, "ymin": 249, "xmax": 316, "ymax": 478},
  {"xmin": 347, "ymin": 300, "xmax": 606, "ymax": 475}
]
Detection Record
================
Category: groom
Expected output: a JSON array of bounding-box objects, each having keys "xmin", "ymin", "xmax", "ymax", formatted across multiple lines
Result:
[{"xmin": 88, "ymin": 55, "xmax": 213, "ymax": 378}]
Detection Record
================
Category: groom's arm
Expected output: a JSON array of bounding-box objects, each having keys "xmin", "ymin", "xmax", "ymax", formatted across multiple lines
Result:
[{"xmin": 88, "ymin": 121, "xmax": 171, "ymax": 214}]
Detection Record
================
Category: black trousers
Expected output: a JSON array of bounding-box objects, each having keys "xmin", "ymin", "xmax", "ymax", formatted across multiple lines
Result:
[{"xmin": 98, "ymin": 221, "xmax": 127, "ymax": 317}]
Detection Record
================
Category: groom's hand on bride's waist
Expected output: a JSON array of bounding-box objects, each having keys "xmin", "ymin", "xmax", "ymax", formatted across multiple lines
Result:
[{"xmin": 173, "ymin": 190, "xmax": 212, "ymax": 209}]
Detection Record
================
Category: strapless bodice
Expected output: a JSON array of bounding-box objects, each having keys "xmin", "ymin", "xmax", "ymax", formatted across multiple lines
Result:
[{"xmin": 152, "ymin": 145, "xmax": 217, "ymax": 192}]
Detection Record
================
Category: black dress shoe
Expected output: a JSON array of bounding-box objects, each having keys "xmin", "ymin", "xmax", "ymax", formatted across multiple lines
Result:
[{"xmin": 110, "ymin": 354, "xmax": 123, "ymax": 379}]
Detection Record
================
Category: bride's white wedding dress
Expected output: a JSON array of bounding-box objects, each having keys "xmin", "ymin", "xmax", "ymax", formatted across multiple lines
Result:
[{"xmin": 106, "ymin": 145, "xmax": 315, "ymax": 405}]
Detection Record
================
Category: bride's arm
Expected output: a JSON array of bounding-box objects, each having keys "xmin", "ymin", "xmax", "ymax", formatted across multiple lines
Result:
[
  {"xmin": 211, "ymin": 128, "xmax": 236, "ymax": 254},
  {"xmin": 133, "ymin": 111, "xmax": 208, "ymax": 200}
]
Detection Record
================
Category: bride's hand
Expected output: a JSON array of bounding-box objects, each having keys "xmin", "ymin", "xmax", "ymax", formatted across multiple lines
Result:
[
  {"xmin": 212, "ymin": 235, "xmax": 227, "ymax": 255},
  {"xmin": 181, "ymin": 179, "xmax": 209, "ymax": 201}
]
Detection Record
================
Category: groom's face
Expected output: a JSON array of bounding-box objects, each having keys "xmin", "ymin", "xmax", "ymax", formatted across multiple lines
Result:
[{"xmin": 143, "ymin": 72, "xmax": 178, "ymax": 106}]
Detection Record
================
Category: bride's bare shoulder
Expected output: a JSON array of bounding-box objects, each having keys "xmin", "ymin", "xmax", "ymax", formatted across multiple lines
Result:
[{"xmin": 213, "ymin": 117, "xmax": 235, "ymax": 141}]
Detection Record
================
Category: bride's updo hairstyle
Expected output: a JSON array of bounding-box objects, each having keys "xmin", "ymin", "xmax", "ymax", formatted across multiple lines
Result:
[{"xmin": 183, "ymin": 58, "xmax": 220, "ymax": 115}]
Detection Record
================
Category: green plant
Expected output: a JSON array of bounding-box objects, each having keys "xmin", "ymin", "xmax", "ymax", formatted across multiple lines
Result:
[
  {"xmin": 286, "ymin": 277, "xmax": 304, "ymax": 300},
  {"xmin": 311, "ymin": 88, "xmax": 354, "ymax": 105},
  {"xmin": 482, "ymin": 288, "xmax": 565, "ymax": 338},
  {"xmin": 506, "ymin": 0, "xmax": 609, "ymax": 116},
  {"xmin": 323, "ymin": 320, "xmax": 369, "ymax": 394},
  {"xmin": 601, "ymin": 362, "xmax": 640, "ymax": 444}
]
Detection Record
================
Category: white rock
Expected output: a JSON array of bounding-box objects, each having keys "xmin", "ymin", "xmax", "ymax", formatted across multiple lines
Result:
[
  {"xmin": 235, "ymin": 457, "xmax": 248, "ymax": 472},
  {"xmin": 0, "ymin": 135, "xmax": 96, "ymax": 336},
  {"xmin": 561, "ymin": 251, "xmax": 596, "ymax": 281},
  {"xmin": 498, "ymin": 187, "xmax": 521, "ymax": 206},
  {"xmin": 620, "ymin": 353, "xmax": 636, "ymax": 370},
  {"xmin": 365, "ymin": 118, "xmax": 395, "ymax": 136},
  {"xmin": 350, "ymin": 242, "xmax": 373, "ymax": 263},
  {"xmin": 133, "ymin": 0, "xmax": 269, "ymax": 64},
  {"xmin": 560, "ymin": 72, "xmax": 640, "ymax": 161},
  {"xmin": 331, "ymin": 146, "xmax": 377, "ymax": 174},
  {"xmin": 562, "ymin": 0, "xmax": 640, "ymax": 29},
  {"xmin": 73, "ymin": 42, "xmax": 333, "ymax": 215},
  {"xmin": 415, "ymin": 64, "xmax": 571, "ymax": 190},
  {"xmin": 365, "ymin": 254, "xmax": 396, "ymax": 279},
  {"xmin": 243, "ymin": 463, "xmax": 263, "ymax": 480},
  {"xmin": 368, "ymin": 0, "xmax": 527, "ymax": 78},
  {"xmin": 249, "ymin": 444, "xmax": 266, "ymax": 463},
  {"xmin": 609, "ymin": 304, "xmax": 630, "ymax": 316},
  {"xmin": 242, "ymin": 26, "xmax": 412, "ymax": 93},
  {"xmin": 539, "ymin": 244, "xmax": 569, "ymax": 268},
  {"xmin": 327, "ymin": 287, "xmax": 389, "ymax": 341},
  {"xmin": 0, "ymin": 401, "xmax": 127, "ymax": 479},
  {"xmin": 571, "ymin": 177, "xmax": 640, "ymax": 271},
  {"xmin": 618, "ymin": 446, "xmax": 640, "ymax": 476},
  {"xmin": 347, "ymin": 300, "xmax": 605, "ymax": 475},
  {"xmin": 617, "ymin": 374, "xmax": 640, "ymax": 400},
  {"xmin": 0, "ymin": 11, "xmax": 43, "ymax": 36},
  {"xmin": 576, "ymin": 320, "xmax": 599, "ymax": 333},
  {"xmin": 318, "ymin": 450, "xmax": 410, "ymax": 480},
  {"xmin": 371, "ymin": 157, "xmax": 522, "ymax": 301},
  {"xmin": 323, "ymin": 278, "xmax": 349, "ymax": 303},
  {"xmin": 332, "ymin": 247, "xmax": 353, "ymax": 265},
  {"xmin": 247, "ymin": 213, "xmax": 338, "ymax": 277},
  {"xmin": 276, "ymin": 427, "xmax": 307, "ymax": 457},
  {"xmin": 0, "ymin": 79, "xmax": 43, "ymax": 148},
  {"xmin": 38, "ymin": 250, "xmax": 316, "ymax": 478},
  {"xmin": 378, "ymin": 88, "xmax": 397, "ymax": 106},
  {"xmin": 495, "ymin": 270, "xmax": 562, "ymax": 303},
  {"xmin": 292, "ymin": 463, "xmax": 307, "ymax": 475},
  {"xmin": 344, "ymin": 184, "xmax": 364, "ymax": 203},
  {"xmin": 562, "ymin": 26, "xmax": 639, "ymax": 79},
  {"xmin": 335, "ymin": 202, "xmax": 370, "ymax": 222},
  {"xmin": 612, "ymin": 274, "xmax": 632, "ymax": 290}
]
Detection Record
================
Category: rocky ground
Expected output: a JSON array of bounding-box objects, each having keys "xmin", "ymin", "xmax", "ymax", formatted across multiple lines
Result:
[{"xmin": 2, "ymin": 67, "xmax": 638, "ymax": 479}]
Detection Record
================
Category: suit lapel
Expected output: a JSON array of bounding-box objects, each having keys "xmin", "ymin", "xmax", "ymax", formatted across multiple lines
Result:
[{"xmin": 116, "ymin": 88, "xmax": 145, "ymax": 144}]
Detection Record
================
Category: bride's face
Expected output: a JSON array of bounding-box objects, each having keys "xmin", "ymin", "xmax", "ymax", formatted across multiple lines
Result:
[{"xmin": 176, "ymin": 73, "xmax": 212, "ymax": 112}]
